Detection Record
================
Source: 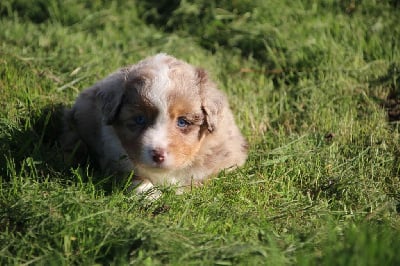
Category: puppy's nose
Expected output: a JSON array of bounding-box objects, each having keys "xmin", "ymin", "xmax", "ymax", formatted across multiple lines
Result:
[{"xmin": 151, "ymin": 148, "xmax": 166, "ymax": 164}]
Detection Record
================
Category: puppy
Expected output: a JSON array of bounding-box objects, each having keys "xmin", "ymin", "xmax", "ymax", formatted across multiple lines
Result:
[{"xmin": 61, "ymin": 54, "xmax": 248, "ymax": 195}]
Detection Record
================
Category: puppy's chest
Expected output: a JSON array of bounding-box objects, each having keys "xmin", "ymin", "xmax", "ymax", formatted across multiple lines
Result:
[{"xmin": 135, "ymin": 166, "xmax": 207, "ymax": 186}]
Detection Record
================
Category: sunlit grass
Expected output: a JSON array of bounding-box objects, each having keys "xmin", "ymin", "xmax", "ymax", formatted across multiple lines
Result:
[{"xmin": 1, "ymin": 0, "xmax": 399, "ymax": 264}]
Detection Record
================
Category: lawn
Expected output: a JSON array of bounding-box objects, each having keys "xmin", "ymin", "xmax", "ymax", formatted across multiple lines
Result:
[{"xmin": 1, "ymin": 0, "xmax": 400, "ymax": 265}]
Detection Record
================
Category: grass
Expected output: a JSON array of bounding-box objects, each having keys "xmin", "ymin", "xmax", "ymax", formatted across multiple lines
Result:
[{"xmin": 1, "ymin": 0, "xmax": 400, "ymax": 264}]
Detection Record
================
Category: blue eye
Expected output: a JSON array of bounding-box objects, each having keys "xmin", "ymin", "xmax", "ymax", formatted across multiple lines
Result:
[
  {"xmin": 134, "ymin": 115, "xmax": 146, "ymax": 125},
  {"xmin": 177, "ymin": 117, "xmax": 189, "ymax": 128}
]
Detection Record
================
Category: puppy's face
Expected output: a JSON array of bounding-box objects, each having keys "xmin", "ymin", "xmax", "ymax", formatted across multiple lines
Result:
[{"xmin": 112, "ymin": 57, "xmax": 210, "ymax": 172}]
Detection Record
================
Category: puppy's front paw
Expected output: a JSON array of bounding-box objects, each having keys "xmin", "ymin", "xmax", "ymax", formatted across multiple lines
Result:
[{"xmin": 132, "ymin": 178, "xmax": 161, "ymax": 201}]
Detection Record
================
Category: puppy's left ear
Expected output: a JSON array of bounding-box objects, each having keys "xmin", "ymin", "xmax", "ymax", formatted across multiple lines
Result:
[
  {"xmin": 96, "ymin": 71, "xmax": 126, "ymax": 125},
  {"xmin": 197, "ymin": 68, "xmax": 227, "ymax": 133}
]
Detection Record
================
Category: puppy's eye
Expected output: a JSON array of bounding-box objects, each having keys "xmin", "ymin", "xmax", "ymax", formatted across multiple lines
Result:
[
  {"xmin": 134, "ymin": 115, "xmax": 147, "ymax": 126},
  {"xmin": 177, "ymin": 117, "xmax": 190, "ymax": 128}
]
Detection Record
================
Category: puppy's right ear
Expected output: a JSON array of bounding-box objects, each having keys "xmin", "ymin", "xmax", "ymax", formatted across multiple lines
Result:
[{"xmin": 95, "ymin": 71, "xmax": 126, "ymax": 124}]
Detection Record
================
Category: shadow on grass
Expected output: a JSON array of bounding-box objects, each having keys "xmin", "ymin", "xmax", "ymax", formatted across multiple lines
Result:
[
  {"xmin": 0, "ymin": 102, "xmax": 129, "ymax": 196},
  {"xmin": 367, "ymin": 63, "xmax": 400, "ymax": 212},
  {"xmin": 0, "ymin": 103, "xmax": 66, "ymax": 180}
]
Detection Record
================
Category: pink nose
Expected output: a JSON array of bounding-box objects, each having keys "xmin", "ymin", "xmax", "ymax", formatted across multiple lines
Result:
[{"xmin": 152, "ymin": 148, "xmax": 166, "ymax": 164}]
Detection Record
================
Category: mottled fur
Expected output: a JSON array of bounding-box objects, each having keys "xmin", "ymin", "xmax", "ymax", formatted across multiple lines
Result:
[{"xmin": 61, "ymin": 54, "xmax": 248, "ymax": 195}]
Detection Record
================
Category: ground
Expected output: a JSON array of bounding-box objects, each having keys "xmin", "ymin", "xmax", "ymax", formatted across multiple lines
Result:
[{"xmin": 0, "ymin": 0, "xmax": 400, "ymax": 265}]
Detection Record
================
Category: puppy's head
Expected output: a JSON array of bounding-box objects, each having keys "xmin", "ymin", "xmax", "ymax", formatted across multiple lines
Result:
[{"xmin": 97, "ymin": 54, "xmax": 226, "ymax": 172}]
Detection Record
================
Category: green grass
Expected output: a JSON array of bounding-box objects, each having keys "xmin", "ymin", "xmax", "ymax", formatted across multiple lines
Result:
[{"xmin": 1, "ymin": 0, "xmax": 400, "ymax": 265}]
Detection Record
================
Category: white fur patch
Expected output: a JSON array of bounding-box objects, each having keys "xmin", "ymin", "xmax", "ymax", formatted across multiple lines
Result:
[
  {"xmin": 132, "ymin": 178, "xmax": 161, "ymax": 201},
  {"xmin": 140, "ymin": 122, "xmax": 171, "ymax": 166},
  {"xmin": 140, "ymin": 54, "xmax": 171, "ymax": 112},
  {"xmin": 136, "ymin": 54, "xmax": 176, "ymax": 168}
]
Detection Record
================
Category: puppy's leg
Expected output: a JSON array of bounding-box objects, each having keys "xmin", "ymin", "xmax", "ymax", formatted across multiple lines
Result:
[{"xmin": 131, "ymin": 178, "xmax": 161, "ymax": 201}]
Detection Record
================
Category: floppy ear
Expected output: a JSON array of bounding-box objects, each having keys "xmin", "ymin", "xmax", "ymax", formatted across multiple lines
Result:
[
  {"xmin": 95, "ymin": 71, "xmax": 126, "ymax": 125},
  {"xmin": 197, "ymin": 68, "xmax": 226, "ymax": 133}
]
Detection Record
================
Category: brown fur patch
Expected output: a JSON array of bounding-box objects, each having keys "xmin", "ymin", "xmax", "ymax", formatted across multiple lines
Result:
[{"xmin": 165, "ymin": 93, "xmax": 206, "ymax": 167}]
